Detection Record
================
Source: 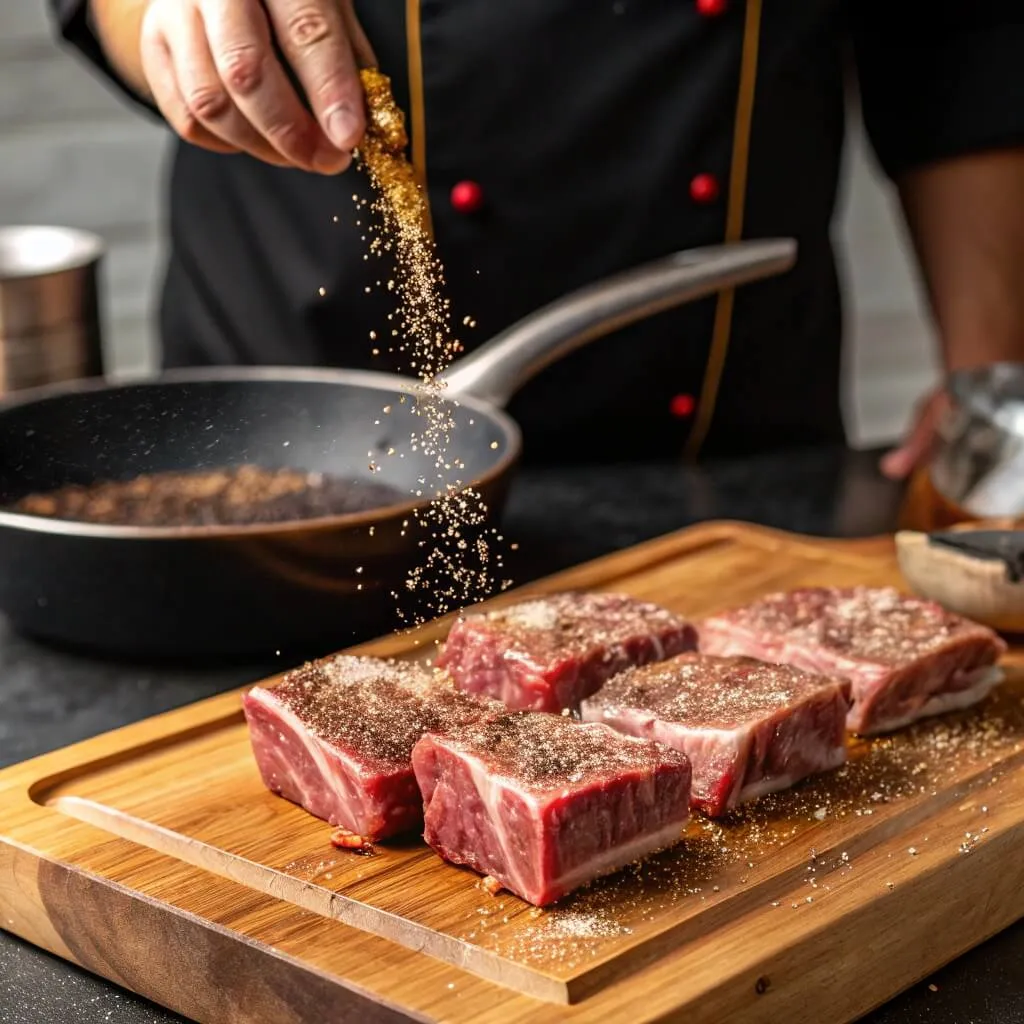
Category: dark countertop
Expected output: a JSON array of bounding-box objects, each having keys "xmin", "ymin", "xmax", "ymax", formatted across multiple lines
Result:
[{"xmin": 2, "ymin": 445, "xmax": 1023, "ymax": 1024}]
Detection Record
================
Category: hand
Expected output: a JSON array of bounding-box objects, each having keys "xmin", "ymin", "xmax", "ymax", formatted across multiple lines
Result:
[
  {"xmin": 139, "ymin": 0, "xmax": 375, "ymax": 174},
  {"xmin": 879, "ymin": 387, "xmax": 949, "ymax": 481}
]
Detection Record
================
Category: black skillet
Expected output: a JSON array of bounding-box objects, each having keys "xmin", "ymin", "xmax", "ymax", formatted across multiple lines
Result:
[{"xmin": 0, "ymin": 239, "xmax": 796, "ymax": 659}]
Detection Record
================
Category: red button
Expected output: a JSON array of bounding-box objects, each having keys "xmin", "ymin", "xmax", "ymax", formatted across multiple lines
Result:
[
  {"xmin": 451, "ymin": 180, "xmax": 484, "ymax": 214},
  {"xmin": 689, "ymin": 173, "xmax": 721, "ymax": 204},
  {"xmin": 696, "ymin": 0, "xmax": 728, "ymax": 16},
  {"xmin": 670, "ymin": 394, "xmax": 695, "ymax": 418}
]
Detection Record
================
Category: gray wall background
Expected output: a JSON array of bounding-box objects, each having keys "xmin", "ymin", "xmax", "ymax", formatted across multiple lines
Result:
[{"xmin": 0, "ymin": 0, "xmax": 940, "ymax": 448}]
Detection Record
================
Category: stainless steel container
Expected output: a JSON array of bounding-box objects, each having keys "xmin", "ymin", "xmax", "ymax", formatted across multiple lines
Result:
[
  {"xmin": 930, "ymin": 363, "xmax": 1024, "ymax": 519},
  {"xmin": 0, "ymin": 225, "xmax": 106, "ymax": 393}
]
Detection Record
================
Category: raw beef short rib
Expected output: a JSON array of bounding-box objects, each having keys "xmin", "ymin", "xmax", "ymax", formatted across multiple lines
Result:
[
  {"xmin": 243, "ymin": 656, "xmax": 497, "ymax": 840},
  {"xmin": 412, "ymin": 711, "xmax": 692, "ymax": 906},
  {"xmin": 582, "ymin": 652, "xmax": 851, "ymax": 817},
  {"xmin": 436, "ymin": 591, "xmax": 697, "ymax": 712},
  {"xmin": 698, "ymin": 587, "xmax": 1007, "ymax": 735}
]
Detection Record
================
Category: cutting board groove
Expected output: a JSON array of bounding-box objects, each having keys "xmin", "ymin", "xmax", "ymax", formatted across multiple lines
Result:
[{"xmin": 2, "ymin": 521, "xmax": 1024, "ymax": 1024}]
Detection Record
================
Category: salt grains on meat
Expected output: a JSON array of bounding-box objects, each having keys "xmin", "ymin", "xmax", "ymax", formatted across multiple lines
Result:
[
  {"xmin": 412, "ymin": 710, "xmax": 692, "ymax": 906},
  {"xmin": 436, "ymin": 591, "xmax": 698, "ymax": 712},
  {"xmin": 243, "ymin": 655, "xmax": 501, "ymax": 840},
  {"xmin": 582, "ymin": 652, "xmax": 851, "ymax": 816},
  {"xmin": 698, "ymin": 587, "xmax": 1006, "ymax": 735}
]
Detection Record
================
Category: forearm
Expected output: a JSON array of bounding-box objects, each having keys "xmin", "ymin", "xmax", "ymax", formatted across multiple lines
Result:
[
  {"xmin": 88, "ymin": 0, "xmax": 152, "ymax": 99},
  {"xmin": 898, "ymin": 147, "xmax": 1024, "ymax": 374}
]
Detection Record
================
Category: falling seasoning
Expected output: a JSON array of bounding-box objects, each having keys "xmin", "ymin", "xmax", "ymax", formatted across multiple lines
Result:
[{"xmin": 356, "ymin": 68, "xmax": 512, "ymax": 622}]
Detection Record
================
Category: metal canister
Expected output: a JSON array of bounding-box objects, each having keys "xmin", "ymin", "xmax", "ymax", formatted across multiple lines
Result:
[
  {"xmin": 0, "ymin": 225, "xmax": 106, "ymax": 393},
  {"xmin": 929, "ymin": 363, "xmax": 1024, "ymax": 519}
]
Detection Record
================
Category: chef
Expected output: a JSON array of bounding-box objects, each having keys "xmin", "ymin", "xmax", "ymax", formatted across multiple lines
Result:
[{"xmin": 50, "ymin": 0, "xmax": 1024, "ymax": 469}]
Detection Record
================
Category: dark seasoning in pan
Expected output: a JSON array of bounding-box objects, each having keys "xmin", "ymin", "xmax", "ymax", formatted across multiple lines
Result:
[{"xmin": 9, "ymin": 465, "xmax": 406, "ymax": 527}]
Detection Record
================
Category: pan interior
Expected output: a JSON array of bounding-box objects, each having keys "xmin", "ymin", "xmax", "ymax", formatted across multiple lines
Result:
[{"xmin": 0, "ymin": 376, "xmax": 515, "ymax": 521}]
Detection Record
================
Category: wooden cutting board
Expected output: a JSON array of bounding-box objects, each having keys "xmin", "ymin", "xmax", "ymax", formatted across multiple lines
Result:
[{"xmin": 2, "ymin": 521, "xmax": 1024, "ymax": 1024}]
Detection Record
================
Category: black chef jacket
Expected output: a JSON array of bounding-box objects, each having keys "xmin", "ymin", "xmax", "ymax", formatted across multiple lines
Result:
[{"xmin": 51, "ymin": 0, "xmax": 1024, "ymax": 463}]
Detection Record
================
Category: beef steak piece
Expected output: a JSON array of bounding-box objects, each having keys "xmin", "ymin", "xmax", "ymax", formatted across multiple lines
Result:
[
  {"xmin": 698, "ymin": 587, "xmax": 1007, "ymax": 736},
  {"xmin": 581, "ymin": 652, "xmax": 851, "ymax": 817},
  {"xmin": 436, "ymin": 591, "xmax": 697, "ymax": 712},
  {"xmin": 412, "ymin": 711, "xmax": 692, "ymax": 906},
  {"xmin": 243, "ymin": 656, "xmax": 498, "ymax": 840}
]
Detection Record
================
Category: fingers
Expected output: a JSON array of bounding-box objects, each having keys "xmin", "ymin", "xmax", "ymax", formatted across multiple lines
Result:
[
  {"xmin": 202, "ymin": 0, "xmax": 349, "ymax": 173},
  {"xmin": 141, "ymin": 12, "xmax": 239, "ymax": 156},
  {"xmin": 879, "ymin": 436, "xmax": 926, "ymax": 482},
  {"xmin": 879, "ymin": 389, "xmax": 948, "ymax": 480},
  {"xmin": 141, "ymin": 0, "xmax": 359, "ymax": 174},
  {"xmin": 263, "ymin": 0, "xmax": 366, "ymax": 153},
  {"xmin": 162, "ymin": 6, "xmax": 292, "ymax": 166}
]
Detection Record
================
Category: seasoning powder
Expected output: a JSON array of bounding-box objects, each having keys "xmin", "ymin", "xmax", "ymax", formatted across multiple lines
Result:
[{"xmin": 356, "ymin": 69, "xmax": 511, "ymax": 624}]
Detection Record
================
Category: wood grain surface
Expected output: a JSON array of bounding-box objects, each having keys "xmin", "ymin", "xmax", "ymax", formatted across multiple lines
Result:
[{"xmin": 2, "ymin": 521, "xmax": 1023, "ymax": 1024}]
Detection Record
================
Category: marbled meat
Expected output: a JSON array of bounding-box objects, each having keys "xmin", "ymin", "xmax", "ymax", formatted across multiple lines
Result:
[
  {"xmin": 436, "ymin": 591, "xmax": 697, "ymax": 712},
  {"xmin": 243, "ymin": 656, "xmax": 499, "ymax": 840},
  {"xmin": 698, "ymin": 587, "xmax": 1007, "ymax": 735},
  {"xmin": 582, "ymin": 652, "xmax": 851, "ymax": 817},
  {"xmin": 412, "ymin": 711, "xmax": 692, "ymax": 906}
]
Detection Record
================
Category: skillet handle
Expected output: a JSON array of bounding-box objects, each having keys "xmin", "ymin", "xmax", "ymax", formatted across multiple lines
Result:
[{"xmin": 438, "ymin": 239, "xmax": 797, "ymax": 408}]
